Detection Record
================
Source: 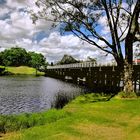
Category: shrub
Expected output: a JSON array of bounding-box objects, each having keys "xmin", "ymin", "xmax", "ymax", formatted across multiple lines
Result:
[
  {"xmin": 52, "ymin": 93, "xmax": 76, "ymax": 109},
  {"xmin": 0, "ymin": 110, "xmax": 70, "ymax": 133},
  {"xmin": 117, "ymin": 91, "xmax": 137, "ymax": 98},
  {"xmin": 0, "ymin": 116, "xmax": 7, "ymax": 134}
]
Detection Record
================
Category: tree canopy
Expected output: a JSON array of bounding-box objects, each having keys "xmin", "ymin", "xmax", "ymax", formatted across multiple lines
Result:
[
  {"xmin": 28, "ymin": 51, "xmax": 46, "ymax": 69},
  {"xmin": 0, "ymin": 47, "xmax": 29, "ymax": 66},
  {"xmin": 0, "ymin": 47, "xmax": 46, "ymax": 69},
  {"xmin": 58, "ymin": 54, "xmax": 79, "ymax": 64}
]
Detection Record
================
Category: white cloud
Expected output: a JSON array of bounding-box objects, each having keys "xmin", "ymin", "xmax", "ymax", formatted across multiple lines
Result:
[
  {"xmin": 22, "ymin": 38, "xmax": 32, "ymax": 44},
  {"xmin": 0, "ymin": 7, "xmax": 9, "ymax": 17},
  {"xmin": 6, "ymin": 0, "xmax": 34, "ymax": 9},
  {"xmin": 38, "ymin": 32, "xmax": 113, "ymax": 63},
  {"xmin": 0, "ymin": 0, "xmax": 114, "ymax": 64},
  {"xmin": 0, "ymin": 5, "xmax": 54, "ymax": 41}
]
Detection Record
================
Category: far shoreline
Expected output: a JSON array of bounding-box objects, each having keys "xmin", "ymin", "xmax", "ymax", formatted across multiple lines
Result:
[{"xmin": 0, "ymin": 66, "xmax": 45, "ymax": 76}]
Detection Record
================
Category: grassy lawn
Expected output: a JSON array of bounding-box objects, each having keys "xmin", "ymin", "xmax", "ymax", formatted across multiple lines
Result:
[
  {"xmin": 3, "ymin": 66, "xmax": 44, "ymax": 75},
  {"xmin": 1, "ymin": 94, "xmax": 140, "ymax": 140}
]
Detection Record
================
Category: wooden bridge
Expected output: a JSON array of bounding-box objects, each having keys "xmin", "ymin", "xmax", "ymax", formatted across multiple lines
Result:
[{"xmin": 46, "ymin": 62, "xmax": 140, "ymax": 93}]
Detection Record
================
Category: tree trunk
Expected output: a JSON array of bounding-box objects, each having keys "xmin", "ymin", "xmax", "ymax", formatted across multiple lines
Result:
[
  {"xmin": 123, "ymin": 60, "xmax": 134, "ymax": 94},
  {"xmin": 124, "ymin": 39, "xmax": 134, "ymax": 94},
  {"xmin": 35, "ymin": 68, "xmax": 38, "ymax": 76},
  {"xmin": 123, "ymin": 0, "xmax": 140, "ymax": 94}
]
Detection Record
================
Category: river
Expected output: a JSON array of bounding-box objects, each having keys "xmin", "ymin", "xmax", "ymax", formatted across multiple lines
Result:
[{"xmin": 0, "ymin": 76, "xmax": 85, "ymax": 115}]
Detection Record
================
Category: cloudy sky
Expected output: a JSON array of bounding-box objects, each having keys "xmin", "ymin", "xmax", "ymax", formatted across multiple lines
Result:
[{"xmin": 0, "ymin": 0, "xmax": 115, "ymax": 64}]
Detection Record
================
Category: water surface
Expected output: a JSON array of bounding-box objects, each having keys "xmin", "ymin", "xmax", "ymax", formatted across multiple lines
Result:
[{"xmin": 0, "ymin": 76, "xmax": 84, "ymax": 115}]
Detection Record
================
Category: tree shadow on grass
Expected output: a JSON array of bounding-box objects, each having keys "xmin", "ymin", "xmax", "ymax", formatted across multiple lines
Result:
[{"xmin": 77, "ymin": 92, "xmax": 118, "ymax": 104}]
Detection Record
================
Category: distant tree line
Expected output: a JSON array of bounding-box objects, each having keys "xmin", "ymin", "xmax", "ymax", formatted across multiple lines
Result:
[
  {"xmin": 57, "ymin": 54, "xmax": 79, "ymax": 65},
  {"xmin": 0, "ymin": 47, "xmax": 46, "ymax": 70},
  {"xmin": 56, "ymin": 54, "xmax": 97, "ymax": 65}
]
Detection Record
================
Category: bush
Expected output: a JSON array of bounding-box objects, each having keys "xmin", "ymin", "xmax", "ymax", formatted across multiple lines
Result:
[
  {"xmin": 117, "ymin": 91, "xmax": 137, "ymax": 98},
  {"xmin": 0, "ymin": 110, "xmax": 70, "ymax": 133},
  {"xmin": 0, "ymin": 116, "xmax": 7, "ymax": 134},
  {"xmin": 52, "ymin": 93, "xmax": 76, "ymax": 109}
]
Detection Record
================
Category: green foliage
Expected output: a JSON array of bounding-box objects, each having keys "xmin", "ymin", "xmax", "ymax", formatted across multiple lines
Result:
[
  {"xmin": 58, "ymin": 54, "xmax": 78, "ymax": 65},
  {"xmin": 0, "ymin": 67, "xmax": 5, "ymax": 75},
  {"xmin": 0, "ymin": 110, "xmax": 70, "ymax": 133},
  {"xmin": 0, "ymin": 52, "xmax": 3, "ymax": 65},
  {"xmin": 73, "ymin": 93, "xmax": 111, "ymax": 104},
  {"xmin": 0, "ymin": 47, "xmax": 46, "ymax": 69},
  {"xmin": 117, "ymin": 91, "xmax": 137, "ymax": 98},
  {"xmin": 28, "ymin": 52, "xmax": 46, "ymax": 69},
  {"xmin": 52, "ymin": 93, "xmax": 76, "ymax": 109},
  {"xmin": 0, "ymin": 47, "xmax": 29, "ymax": 66}
]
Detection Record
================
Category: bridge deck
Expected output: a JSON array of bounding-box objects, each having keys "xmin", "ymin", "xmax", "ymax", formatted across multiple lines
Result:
[
  {"xmin": 46, "ymin": 63, "xmax": 140, "ymax": 93},
  {"xmin": 47, "ymin": 62, "xmax": 118, "ymax": 69}
]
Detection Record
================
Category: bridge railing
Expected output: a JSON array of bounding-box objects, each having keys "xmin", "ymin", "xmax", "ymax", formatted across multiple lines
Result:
[{"xmin": 47, "ymin": 62, "xmax": 118, "ymax": 69}]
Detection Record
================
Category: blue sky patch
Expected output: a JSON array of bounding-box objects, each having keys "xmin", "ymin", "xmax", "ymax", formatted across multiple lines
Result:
[
  {"xmin": 33, "ymin": 31, "xmax": 49, "ymax": 42},
  {"xmin": 0, "ymin": 0, "xmax": 6, "ymax": 5},
  {"xmin": 0, "ymin": 12, "xmax": 10, "ymax": 20},
  {"xmin": 18, "ymin": 8, "xmax": 27, "ymax": 13}
]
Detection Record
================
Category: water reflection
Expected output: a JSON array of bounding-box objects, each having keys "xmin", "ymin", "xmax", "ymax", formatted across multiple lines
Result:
[{"xmin": 0, "ymin": 76, "xmax": 84, "ymax": 115}]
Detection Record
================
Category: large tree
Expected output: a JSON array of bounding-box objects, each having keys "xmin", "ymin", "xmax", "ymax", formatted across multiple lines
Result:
[
  {"xmin": 32, "ymin": 0, "xmax": 140, "ymax": 94},
  {"xmin": 1, "ymin": 47, "xmax": 29, "ymax": 66},
  {"xmin": 28, "ymin": 52, "xmax": 46, "ymax": 75},
  {"xmin": 58, "ymin": 54, "xmax": 79, "ymax": 64},
  {"xmin": 0, "ymin": 47, "xmax": 46, "ymax": 71}
]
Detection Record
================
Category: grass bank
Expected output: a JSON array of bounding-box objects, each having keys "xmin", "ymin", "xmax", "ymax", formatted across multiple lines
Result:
[
  {"xmin": 1, "ymin": 94, "xmax": 140, "ymax": 140},
  {"xmin": 0, "ymin": 66, "xmax": 44, "ymax": 76}
]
